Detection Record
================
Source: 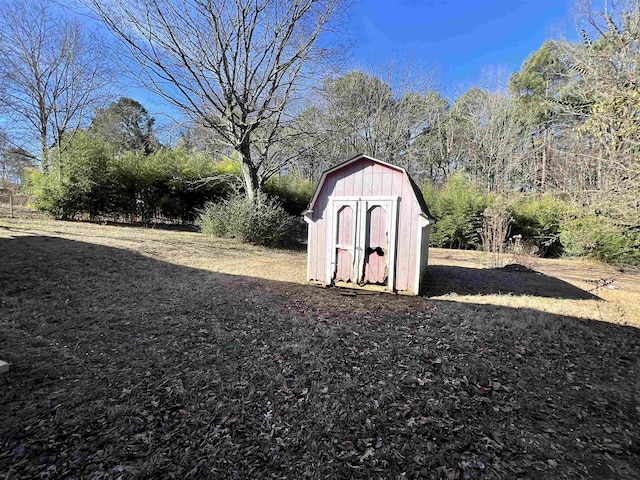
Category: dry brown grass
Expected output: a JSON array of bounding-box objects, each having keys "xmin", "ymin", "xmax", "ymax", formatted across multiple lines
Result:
[
  {"xmin": 426, "ymin": 248, "xmax": 640, "ymax": 328},
  {"xmin": 2, "ymin": 211, "xmax": 636, "ymax": 327},
  {"xmin": 0, "ymin": 212, "xmax": 307, "ymax": 284}
]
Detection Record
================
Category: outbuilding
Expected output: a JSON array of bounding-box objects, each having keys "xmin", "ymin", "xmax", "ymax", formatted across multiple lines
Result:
[{"xmin": 303, "ymin": 154, "xmax": 434, "ymax": 295}]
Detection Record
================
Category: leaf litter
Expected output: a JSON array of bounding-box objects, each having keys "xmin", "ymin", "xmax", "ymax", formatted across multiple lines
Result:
[{"xmin": 0, "ymin": 233, "xmax": 639, "ymax": 479}]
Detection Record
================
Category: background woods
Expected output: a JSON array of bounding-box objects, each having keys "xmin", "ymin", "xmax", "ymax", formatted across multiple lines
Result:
[{"xmin": 0, "ymin": 0, "xmax": 638, "ymax": 261}]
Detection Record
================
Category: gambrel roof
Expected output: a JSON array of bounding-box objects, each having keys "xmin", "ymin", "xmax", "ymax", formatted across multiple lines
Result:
[{"xmin": 306, "ymin": 154, "xmax": 433, "ymax": 221}]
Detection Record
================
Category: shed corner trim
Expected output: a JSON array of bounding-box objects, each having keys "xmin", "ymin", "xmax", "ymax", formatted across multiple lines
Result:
[
  {"xmin": 419, "ymin": 212, "xmax": 436, "ymax": 226},
  {"xmin": 302, "ymin": 209, "xmax": 313, "ymax": 224}
]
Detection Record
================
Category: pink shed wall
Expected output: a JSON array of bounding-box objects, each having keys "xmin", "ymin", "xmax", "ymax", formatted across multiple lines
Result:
[{"xmin": 307, "ymin": 158, "xmax": 423, "ymax": 293}]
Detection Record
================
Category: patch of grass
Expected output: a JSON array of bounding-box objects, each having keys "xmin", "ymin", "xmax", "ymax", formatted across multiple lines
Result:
[
  {"xmin": 1, "ymin": 216, "xmax": 639, "ymax": 479},
  {"xmin": 426, "ymin": 248, "xmax": 640, "ymax": 327}
]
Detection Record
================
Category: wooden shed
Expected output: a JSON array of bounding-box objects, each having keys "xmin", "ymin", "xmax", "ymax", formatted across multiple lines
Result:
[{"xmin": 303, "ymin": 154, "xmax": 434, "ymax": 295}]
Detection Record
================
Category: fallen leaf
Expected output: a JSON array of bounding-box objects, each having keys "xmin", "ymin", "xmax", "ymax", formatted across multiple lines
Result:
[{"xmin": 359, "ymin": 447, "xmax": 375, "ymax": 462}]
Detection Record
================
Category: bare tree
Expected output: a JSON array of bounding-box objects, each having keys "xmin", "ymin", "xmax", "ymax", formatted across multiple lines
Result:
[
  {"xmin": 0, "ymin": 135, "xmax": 35, "ymax": 185},
  {"xmin": 564, "ymin": 0, "xmax": 640, "ymax": 220},
  {"xmin": 82, "ymin": 0, "xmax": 349, "ymax": 200},
  {"xmin": 448, "ymin": 87, "xmax": 529, "ymax": 193},
  {"xmin": 307, "ymin": 61, "xmax": 441, "ymax": 180},
  {"xmin": 0, "ymin": 0, "xmax": 115, "ymax": 170}
]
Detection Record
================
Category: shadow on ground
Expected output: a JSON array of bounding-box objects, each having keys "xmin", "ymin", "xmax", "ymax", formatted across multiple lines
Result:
[
  {"xmin": 0, "ymin": 235, "xmax": 638, "ymax": 479},
  {"xmin": 423, "ymin": 263, "xmax": 599, "ymax": 300}
]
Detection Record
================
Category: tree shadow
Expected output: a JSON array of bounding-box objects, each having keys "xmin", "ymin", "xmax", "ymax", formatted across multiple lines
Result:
[
  {"xmin": 423, "ymin": 263, "xmax": 599, "ymax": 300},
  {"xmin": 0, "ymin": 234, "xmax": 638, "ymax": 479}
]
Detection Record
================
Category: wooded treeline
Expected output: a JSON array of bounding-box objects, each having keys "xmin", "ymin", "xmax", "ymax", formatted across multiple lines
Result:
[{"xmin": 0, "ymin": 0, "xmax": 638, "ymax": 262}]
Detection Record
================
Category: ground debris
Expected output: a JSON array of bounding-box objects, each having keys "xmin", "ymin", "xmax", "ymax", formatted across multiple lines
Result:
[{"xmin": 1, "ymin": 223, "xmax": 639, "ymax": 479}]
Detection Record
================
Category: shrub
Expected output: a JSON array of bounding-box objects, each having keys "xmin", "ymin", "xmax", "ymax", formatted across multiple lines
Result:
[
  {"xmin": 508, "ymin": 194, "xmax": 572, "ymax": 256},
  {"xmin": 264, "ymin": 174, "xmax": 315, "ymax": 215},
  {"xmin": 212, "ymin": 156, "xmax": 242, "ymax": 177},
  {"xmin": 28, "ymin": 168, "xmax": 67, "ymax": 218},
  {"xmin": 109, "ymin": 148, "xmax": 225, "ymax": 222},
  {"xmin": 560, "ymin": 215, "xmax": 640, "ymax": 265},
  {"xmin": 197, "ymin": 192, "xmax": 251, "ymax": 238},
  {"xmin": 197, "ymin": 190, "xmax": 299, "ymax": 247},
  {"xmin": 29, "ymin": 136, "xmax": 226, "ymax": 222},
  {"xmin": 426, "ymin": 172, "xmax": 491, "ymax": 249},
  {"xmin": 29, "ymin": 133, "xmax": 113, "ymax": 219}
]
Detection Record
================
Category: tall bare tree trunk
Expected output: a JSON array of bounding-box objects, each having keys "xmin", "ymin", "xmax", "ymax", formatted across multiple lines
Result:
[
  {"xmin": 237, "ymin": 142, "xmax": 259, "ymax": 201},
  {"xmin": 40, "ymin": 135, "xmax": 49, "ymax": 172},
  {"xmin": 541, "ymin": 131, "xmax": 547, "ymax": 192},
  {"xmin": 597, "ymin": 155, "xmax": 603, "ymax": 190}
]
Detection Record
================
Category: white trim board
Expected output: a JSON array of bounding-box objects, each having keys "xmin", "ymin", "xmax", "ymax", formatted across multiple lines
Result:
[{"xmin": 303, "ymin": 210, "xmax": 313, "ymax": 281}]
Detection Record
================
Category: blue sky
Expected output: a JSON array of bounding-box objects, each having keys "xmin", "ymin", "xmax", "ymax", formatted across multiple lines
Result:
[
  {"xmin": 133, "ymin": 0, "xmax": 579, "ymax": 135},
  {"xmin": 14, "ymin": 0, "xmax": 580, "ymax": 142},
  {"xmin": 346, "ymin": 0, "xmax": 577, "ymax": 95}
]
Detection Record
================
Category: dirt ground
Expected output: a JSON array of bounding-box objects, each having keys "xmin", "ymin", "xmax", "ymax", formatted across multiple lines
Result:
[{"xmin": 1, "ymin": 213, "xmax": 639, "ymax": 479}]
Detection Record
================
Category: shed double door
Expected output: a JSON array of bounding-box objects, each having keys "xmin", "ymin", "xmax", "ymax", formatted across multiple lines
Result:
[{"xmin": 331, "ymin": 197, "xmax": 397, "ymax": 288}]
